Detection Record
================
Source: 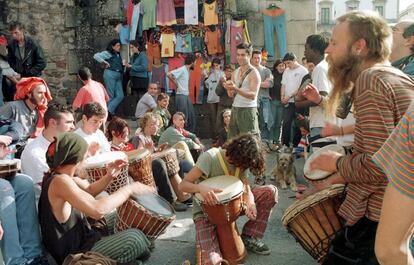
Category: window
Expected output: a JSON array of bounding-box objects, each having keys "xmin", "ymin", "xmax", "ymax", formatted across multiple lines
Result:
[
  {"xmin": 321, "ymin": 7, "xmax": 330, "ymax": 24},
  {"xmin": 375, "ymin": 6, "xmax": 384, "ymax": 16}
]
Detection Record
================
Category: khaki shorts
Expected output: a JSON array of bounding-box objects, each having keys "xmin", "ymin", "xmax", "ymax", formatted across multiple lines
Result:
[{"xmin": 228, "ymin": 106, "xmax": 260, "ymax": 139}]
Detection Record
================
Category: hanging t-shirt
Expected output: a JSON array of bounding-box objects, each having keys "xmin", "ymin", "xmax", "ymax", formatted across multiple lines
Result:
[
  {"xmin": 160, "ymin": 33, "xmax": 176, "ymax": 57},
  {"xmin": 185, "ymin": 0, "xmax": 198, "ymax": 25},
  {"xmin": 175, "ymin": 33, "xmax": 193, "ymax": 53},
  {"xmin": 141, "ymin": 0, "xmax": 157, "ymax": 31},
  {"xmin": 203, "ymin": 1, "xmax": 219, "ymax": 26},
  {"xmin": 157, "ymin": 0, "xmax": 177, "ymax": 26},
  {"xmin": 205, "ymin": 30, "xmax": 223, "ymax": 55}
]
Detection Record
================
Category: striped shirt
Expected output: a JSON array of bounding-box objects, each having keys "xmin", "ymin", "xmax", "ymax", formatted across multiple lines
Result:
[
  {"xmin": 373, "ymin": 111, "xmax": 414, "ymax": 199},
  {"xmin": 336, "ymin": 66, "xmax": 414, "ymax": 225}
]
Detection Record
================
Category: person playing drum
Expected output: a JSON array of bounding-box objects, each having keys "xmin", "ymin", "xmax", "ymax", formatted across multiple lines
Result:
[
  {"xmin": 130, "ymin": 113, "xmax": 192, "ymax": 211},
  {"xmin": 179, "ymin": 133, "xmax": 278, "ymax": 265},
  {"xmin": 38, "ymin": 132, "xmax": 155, "ymax": 264}
]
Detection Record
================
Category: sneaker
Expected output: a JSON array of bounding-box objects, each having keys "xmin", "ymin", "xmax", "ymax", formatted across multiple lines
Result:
[
  {"xmin": 241, "ymin": 235, "xmax": 271, "ymax": 255},
  {"xmin": 181, "ymin": 196, "xmax": 193, "ymax": 206},
  {"xmin": 173, "ymin": 201, "xmax": 188, "ymax": 212},
  {"xmin": 26, "ymin": 256, "xmax": 50, "ymax": 265}
]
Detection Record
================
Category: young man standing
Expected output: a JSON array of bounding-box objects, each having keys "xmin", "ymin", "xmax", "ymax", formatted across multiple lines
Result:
[
  {"xmin": 308, "ymin": 11, "xmax": 414, "ymax": 264},
  {"xmin": 251, "ymin": 50, "xmax": 274, "ymax": 140},
  {"xmin": 223, "ymin": 43, "xmax": 261, "ymax": 139},
  {"xmin": 280, "ymin": 52, "xmax": 308, "ymax": 146},
  {"xmin": 72, "ymin": 67, "xmax": 109, "ymax": 117},
  {"xmin": 74, "ymin": 102, "xmax": 111, "ymax": 155},
  {"xmin": 167, "ymin": 54, "xmax": 197, "ymax": 132}
]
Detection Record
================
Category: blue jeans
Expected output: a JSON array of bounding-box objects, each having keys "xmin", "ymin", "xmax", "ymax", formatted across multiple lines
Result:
[
  {"xmin": 269, "ymin": 99, "xmax": 283, "ymax": 143},
  {"xmin": 263, "ymin": 14, "xmax": 287, "ymax": 59},
  {"xmin": 258, "ymin": 97, "xmax": 271, "ymax": 140},
  {"xmin": 103, "ymin": 69, "xmax": 124, "ymax": 114},
  {"xmin": 0, "ymin": 174, "xmax": 42, "ymax": 265}
]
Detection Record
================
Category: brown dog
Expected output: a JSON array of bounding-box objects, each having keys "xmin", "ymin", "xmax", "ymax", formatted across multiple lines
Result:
[{"xmin": 271, "ymin": 147, "xmax": 297, "ymax": 191}]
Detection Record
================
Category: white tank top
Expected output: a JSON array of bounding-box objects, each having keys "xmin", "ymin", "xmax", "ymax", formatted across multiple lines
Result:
[{"xmin": 232, "ymin": 67, "xmax": 258, "ymax": 108}]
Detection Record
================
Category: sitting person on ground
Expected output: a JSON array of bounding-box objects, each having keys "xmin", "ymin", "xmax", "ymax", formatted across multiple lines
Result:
[
  {"xmin": 21, "ymin": 103, "xmax": 75, "ymax": 200},
  {"xmin": 72, "ymin": 67, "xmax": 109, "ymax": 123},
  {"xmin": 130, "ymin": 113, "xmax": 192, "ymax": 211},
  {"xmin": 106, "ymin": 117, "xmax": 135, "ymax": 152},
  {"xmin": 152, "ymin": 93, "xmax": 171, "ymax": 144},
  {"xmin": 0, "ymin": 77, "xmax": 52, "ymax": 156},
  {"xmin": 159, "ymin": 112, "xmax": 204, "ymax": 163},
  {"xmin": 0, "ymin": 135, "xmax": 49, "ymax": 265},
  {"xmin": 74, "ymin": 102, "xmax": 111, "ymax": 155},
  {"xmin": 295, "ymin": 115, "xmax": 310, "ymax": 159},
  {"xmin": 179, "ymin": 134, "xmax": 278, "ymax": 264},
  {"xmin": 38, "ymin": 132, "xmax": 154, "ymax": 264},
  {"xmin": 134, "ymin": 83, "xmax": 158, "ymax": 121},
  {"xmin": 213, "ymin": 108, "xmax": 231, "ymax": 147}
]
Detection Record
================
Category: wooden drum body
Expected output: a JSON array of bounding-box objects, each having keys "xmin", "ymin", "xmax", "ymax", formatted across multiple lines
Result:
[
  {"xmin": 115, "ymin": 193, "xmax": 176, "ymax": 240},
  {"xmin": 0, "ymin": 159, "xmax": 20, "ymax": 178},
  {"xmin": 152, "ymin": 148, "xmax": 180, "ymax": 177},
  {"xmin": 281, "ymin": 184, "xmax": 346, "ymax": 262},
  {"xmin": 126, "ymin": 149, "xmax": 155, "ymax": 187},
  {"xmin": 195, "ymin": 175, "xmax": 246, "ymax": 265},
  {"xmin": 84, "ymin": 151, "xmax": 129, "ymax": 194}
]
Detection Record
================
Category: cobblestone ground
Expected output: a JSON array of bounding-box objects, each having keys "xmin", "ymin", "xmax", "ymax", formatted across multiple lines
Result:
[{"xmin": 143, "ymin": 141, "xmax": 318, "ymax": 265}]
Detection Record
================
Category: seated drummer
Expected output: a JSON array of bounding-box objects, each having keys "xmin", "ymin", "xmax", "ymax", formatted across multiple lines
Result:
[
  {"xmin": 179, "ymin": 133, "xmax": 278, "ymax": 265},
  {"xmin": 38, "ymin": 132, "xmax": 154, "ymax": 264},
  {"xmin": 158, "ymin": 112, "xmax": 204, "ymax": 163},
  {"xmin": 0, "ymin": 135, "xmax": 49, "ymax": 265},
  {"xmin": 127, "ymin": 113, "xmax": 192, "ymax": 211}
]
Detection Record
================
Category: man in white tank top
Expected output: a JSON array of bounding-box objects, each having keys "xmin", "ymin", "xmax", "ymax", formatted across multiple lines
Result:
[{"xmin": 223, "ymin": 43, "xmax": 261, "ymax": 139}]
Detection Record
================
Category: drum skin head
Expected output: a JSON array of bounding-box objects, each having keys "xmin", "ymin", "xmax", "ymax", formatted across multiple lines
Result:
[
  {"xmin": 84, "ymin": 151, "xmax": 127, "ymax": 168},
  {"xmin": 126, "ymin": 149, "xmax": 150, "ymax": 161},
  {"xmin": 304, "ymin": 144, "xmax": 345, "ymax": 181},
  {"xmin": 195, "ymin": 175, "xmax": 244, "ymax": 203},
  {"xmin": 132, "ymin": 193, "xmax": 175, "ymax": 217}
]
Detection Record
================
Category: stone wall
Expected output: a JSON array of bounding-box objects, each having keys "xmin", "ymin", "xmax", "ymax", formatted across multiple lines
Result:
[{"xmin": 0, "ymin": 0, "xmax": 124, "ymax": 103}]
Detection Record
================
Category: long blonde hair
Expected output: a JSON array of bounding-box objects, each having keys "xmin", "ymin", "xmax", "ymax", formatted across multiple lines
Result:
[{"xmin": 326, "ymin": 10, "xmax": 392, "ymax": 116}]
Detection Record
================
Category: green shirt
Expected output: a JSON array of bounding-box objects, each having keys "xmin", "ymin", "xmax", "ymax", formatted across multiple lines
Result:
[{"xmin": 192, "ymin": 147, "xmax": 247, "ymax": 220}]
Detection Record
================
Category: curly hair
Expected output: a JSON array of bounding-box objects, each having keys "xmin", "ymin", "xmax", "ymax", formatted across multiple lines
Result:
[
  {"xmin": 106, "ymin": 117, "xmax": 130, "ymax": 141},
  {"xmin": 223, "ymin": 133, "xmax": 265, "ymax": 177}
]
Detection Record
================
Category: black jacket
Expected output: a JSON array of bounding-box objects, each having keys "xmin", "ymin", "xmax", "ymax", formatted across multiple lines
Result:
[{"xmin": 7, "ymin": 36, "xmax": 46, "ymax": 77}]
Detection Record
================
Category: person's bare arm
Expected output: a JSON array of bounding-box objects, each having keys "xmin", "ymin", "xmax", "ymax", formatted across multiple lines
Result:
[
  {"xmin": 49, "ymin": 174, "xmax": 154, "ymax": 220},
  {"xmin": 234, "ymin": 70, "xmax": 260, "ymax": 100},
  {"xmin": 375, "ymin": 184, "xmax": 414, "ymax": 265}
]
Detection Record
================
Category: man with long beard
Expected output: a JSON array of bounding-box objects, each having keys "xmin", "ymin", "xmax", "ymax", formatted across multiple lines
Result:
[
  {"xmin": 304, "ymin": 11, "xmax": 414, "ymax": 264},
  {"xmin": 0, "ymin": 77, "xmax": 52, "ymax": 157}
]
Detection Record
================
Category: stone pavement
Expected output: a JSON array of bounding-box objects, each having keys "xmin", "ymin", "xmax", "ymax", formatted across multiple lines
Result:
[{"xmin": 142, "ymin": 147, "xmax": 318, "ymax": 265}]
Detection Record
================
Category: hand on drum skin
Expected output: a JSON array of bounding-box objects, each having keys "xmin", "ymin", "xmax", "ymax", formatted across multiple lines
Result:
[
  {"xmin": 157, "ymin": 143, "xmax": 168, "ymax": 152},
  {"xmin": 88, "ymin": 142, "xmax": 100, "ymax": 157},
  {"xmin": 144, "ymin": 141, "xmax": 154, "ymax": 151},
  {"xmin": 0, "ymin": 144, "xmax": 16, "ymax": 160},
  {"xmin": 199, "ymin": 185, "xmax": 223, "ymax": 206},
  {"xmin": 309, "ymin": 151, "xmax": 342, "ymax": 172},
  {"xmin": 302, "ymin": 83, "xmax": 321, "ymax": 104},
  {"xmin": 0, "ymin": 135, "xmax": 12, "ymax": 146},
  {"xmin": 245, "ymin": 201, "xmax": 257, "ymax": 220},
  {"xmin": 106, "ymin": 159, "xmax": 128, "ymax": 179},
  {"xmin": 130, "ymin": 181, "xmax": 156, "ymax": 196},
  {"xmin": 321, "ymin": 123, "xmax": 340, "ymax": 137}
]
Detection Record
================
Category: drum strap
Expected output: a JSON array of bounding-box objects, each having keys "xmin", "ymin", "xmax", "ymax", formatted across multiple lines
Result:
[{"xmin": 217, "ymin": 151, "xmax": 240, "ymax": 177}]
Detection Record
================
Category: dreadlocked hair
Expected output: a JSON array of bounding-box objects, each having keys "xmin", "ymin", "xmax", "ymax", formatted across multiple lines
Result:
[{"xmin": 223, "ymin": 133, "xmax": 265, "ymax": 177}]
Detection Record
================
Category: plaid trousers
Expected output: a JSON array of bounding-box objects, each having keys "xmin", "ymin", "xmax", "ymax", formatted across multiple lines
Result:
[{"xmin": 195, "ymin": 185, "xmax": 278, "ymax": 265}]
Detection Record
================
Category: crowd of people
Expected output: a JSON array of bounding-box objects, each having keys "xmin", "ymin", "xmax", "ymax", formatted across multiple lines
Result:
[{"xmin": 0, "ymin": 9, "xmax": 414, "ymax": 265}]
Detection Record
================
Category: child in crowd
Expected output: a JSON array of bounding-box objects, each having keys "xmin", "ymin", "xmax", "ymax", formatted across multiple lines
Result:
[{"xmin": 295, "ymin": 115, "xmax": 310, "ymax": 159}]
